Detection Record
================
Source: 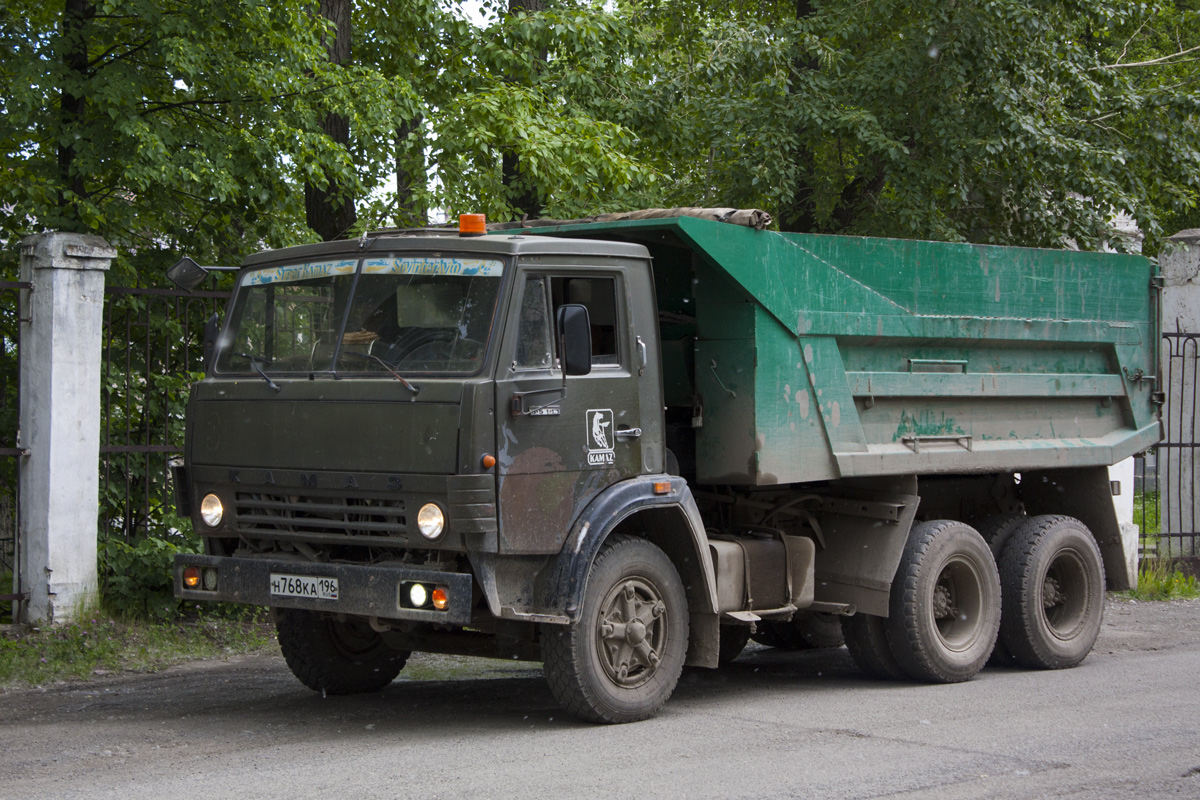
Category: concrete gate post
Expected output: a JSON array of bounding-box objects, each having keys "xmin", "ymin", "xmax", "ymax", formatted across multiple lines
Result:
[
  {"xmin": 18, "ymin": 233, "xmax": 113, "ymax": 623},
  {"xmin": 1159, "ymin": 230, "xmax": 1200, "ymax": 557}
]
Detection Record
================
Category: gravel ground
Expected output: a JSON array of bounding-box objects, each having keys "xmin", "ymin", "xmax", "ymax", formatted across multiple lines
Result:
[{"xmin": 0, "ymin": 595, "xmax": 1197, "ymax": 800}]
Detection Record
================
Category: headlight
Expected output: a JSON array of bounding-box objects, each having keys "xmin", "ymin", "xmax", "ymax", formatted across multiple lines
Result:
[
  {"xmin": 200, "ymin": 493, "xmax": 224, "ymax": 527},
  {"xmin": 416, "ymin": 503, "xmax": 445, "ymax": 540}
]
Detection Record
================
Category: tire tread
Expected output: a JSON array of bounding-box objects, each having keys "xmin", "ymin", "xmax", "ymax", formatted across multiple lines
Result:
[
  {"xmin": 886, "ymin": 520, "xmax": 1001, "ymax": 683},
  {"xmin": 276, "ymin": 609, "xmax": 408, "ymax": 695},
  {"xmin": 542, "ymin": 535, "xmax": 688, "ymax": 724},
  {"xmin": 997, "ymin": 515, "xmax": 1104, "ymax": 670}
]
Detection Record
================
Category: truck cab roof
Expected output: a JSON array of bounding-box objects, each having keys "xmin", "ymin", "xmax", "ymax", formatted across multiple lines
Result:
[{"xmin": 241, "ymin": 231, "xmax": 651, "ymax": 269}]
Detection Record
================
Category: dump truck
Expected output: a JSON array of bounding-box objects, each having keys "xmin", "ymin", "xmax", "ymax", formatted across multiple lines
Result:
[{"xmin": 170, "ymin": 209, "xmax": 1161, "ymax": 723}]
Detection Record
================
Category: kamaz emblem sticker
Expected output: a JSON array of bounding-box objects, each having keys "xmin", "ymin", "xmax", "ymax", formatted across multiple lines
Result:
[{"xmin": 586, "ymin": 409, "xmax": 615, "ymax": 466}]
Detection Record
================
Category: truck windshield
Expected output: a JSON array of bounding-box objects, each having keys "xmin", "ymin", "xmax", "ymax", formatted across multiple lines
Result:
[{"xmin": 215, "ymin": 255, "xmax": 505, "ymax": 376}]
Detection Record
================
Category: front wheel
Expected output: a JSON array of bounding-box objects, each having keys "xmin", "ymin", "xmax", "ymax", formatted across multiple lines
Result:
[
  {"xmin": 543, "ymin": 536, "xmax": 688, "ymax": 723},
  {"xmin": 997, "ymin": 515, "xmax": 1105, "ymax": 669},
  {"xmin": 885, "ymin": 520, "xmax": 1001, "ymax": 683},
  {"xmin": 275, "ymin": 609, "xmax": 409, "ymax": 694}
]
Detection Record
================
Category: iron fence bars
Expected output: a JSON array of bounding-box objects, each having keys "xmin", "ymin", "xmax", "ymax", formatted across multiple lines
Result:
[
  {"xmin": 1158, "ymin": 332, "xmax": 1199, "ymax": 557},
  {"xmin": 0, "ymin": 280, "xmax": 32, "ymax": 622},
  {"xmin": 100, "ymin": 286, "xmax": 230, "ymax": 545}
]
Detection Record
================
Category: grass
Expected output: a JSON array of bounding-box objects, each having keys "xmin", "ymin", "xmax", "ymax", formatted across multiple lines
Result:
[
  {"xmin": 1127, "ymin": 558, "xmax": 1200, "ymax": 601},
  {"xmin": 1133, "ymin": 491, "xmax": 1161, "ymax": 554},
  {"xmin": 0, "ymin": 608, "xmax": 275, "ymax": 689}
]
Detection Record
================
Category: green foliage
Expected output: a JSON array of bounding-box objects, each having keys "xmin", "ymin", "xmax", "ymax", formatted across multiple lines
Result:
[
  {"xmin": 603, "ymin": 0, "xmax": 1200, "ymax": 251},
  {"xmin": 1134, "ymin": 491, "xmax": 1161, "ymax": 538},
  {"xmin": 99, "ymin": 533, "xmax": 200, "ymax": 619},
  {"xmin": 0, "ymin": 610, "xmax": 273, "ymax": 687},
  {"xmin": 1129, "ymin": 559, "xmax": 1200, "ymax": 600},
  {"xmin": 353, "ymin": 1, "xmax": 663, "ymax": 226},
  {"xmin": 0, "ymin": 0, "xmax": 416, "ymax": 262},
  {"xmin": 0, "ymin": 570, "xmax": 13, "ymax": 624}
]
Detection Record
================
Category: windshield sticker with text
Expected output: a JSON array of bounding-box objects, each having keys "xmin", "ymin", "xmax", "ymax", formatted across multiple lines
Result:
[
  {"xmin": 363, "ymin": 257, "xmax": 504, "ymax": 277},
  {"xmin": 245, "ymin": 259, "xmax": 358, "ymax": 286}
]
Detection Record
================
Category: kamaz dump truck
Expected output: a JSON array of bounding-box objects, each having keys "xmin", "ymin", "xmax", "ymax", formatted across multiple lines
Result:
[{"xmin": 171, "ymin": 209, "xmax": 1161, "ymax": 723}]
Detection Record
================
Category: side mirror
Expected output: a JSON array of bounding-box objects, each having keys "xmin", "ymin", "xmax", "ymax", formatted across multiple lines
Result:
[
  {"xmin": 167, "ymin": 257, "xmax": 211, "ymax": 292},
  {"xmin": 556, "ymin": 304, "xmax": 592, "ymax": 376},
  {"xmin": 167, "ymin": 256, "xmax": 238, "ymax": 291}
]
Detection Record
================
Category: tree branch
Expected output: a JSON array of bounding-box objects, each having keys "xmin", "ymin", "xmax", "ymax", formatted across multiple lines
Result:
[{"xmin": 1091, "ymin": 44, "xmax": 1200, "ymax": 70}]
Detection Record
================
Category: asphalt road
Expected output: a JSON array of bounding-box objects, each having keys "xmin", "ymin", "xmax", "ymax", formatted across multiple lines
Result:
[{"xmin": 2, "ymin": 597, "xmax": 1198, "ymax": 800}]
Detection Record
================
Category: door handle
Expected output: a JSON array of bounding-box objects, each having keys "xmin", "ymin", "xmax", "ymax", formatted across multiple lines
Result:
[{"xmin": 615, "ymin": 427, "xmax": 642, "ymax": 441}]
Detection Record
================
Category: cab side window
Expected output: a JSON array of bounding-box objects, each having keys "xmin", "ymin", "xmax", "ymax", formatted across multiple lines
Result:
[
  {"xmin": 551, "ymin": 276, "xmax": 620, "ymax": 366},
  {"xmin": 515, "ymin": 276, "xmax": 553, "ymax": 369}
]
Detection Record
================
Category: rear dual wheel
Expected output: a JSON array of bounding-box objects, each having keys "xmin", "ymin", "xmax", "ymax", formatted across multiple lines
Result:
[
  {"xmin": 976, "ymin": 513, "xmax": 1027, "ymax": 667},
  {"xmin": 842, "ymin": 612, "xmax": 908, "ymax": 680},
  {"xmin": 997, "ymin": 515, "xmax": 1104, "ymax": 670},
  {"xmin": 885, "ymin": 520, "xmax": 1002, "ymax": 683}
]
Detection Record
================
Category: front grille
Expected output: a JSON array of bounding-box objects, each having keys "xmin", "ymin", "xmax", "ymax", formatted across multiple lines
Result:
[{"xmin": 235, "ymin": 492, "xmax": 407, "ymax": 545}]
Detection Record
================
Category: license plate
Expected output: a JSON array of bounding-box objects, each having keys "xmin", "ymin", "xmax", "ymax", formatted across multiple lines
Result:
[{"xmin": 269, "ymin": 573, "xmax": 339, "ymax": 601}]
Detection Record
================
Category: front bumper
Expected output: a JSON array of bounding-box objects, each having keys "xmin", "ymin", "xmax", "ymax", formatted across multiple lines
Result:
[{"xmin": 174, "ymin": 554, "xmax": 474, "ymax": 625}]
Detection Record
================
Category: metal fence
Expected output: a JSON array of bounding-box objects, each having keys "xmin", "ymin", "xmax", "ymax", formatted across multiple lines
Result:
[
  {"xmin": 1136, "ymin": 331, "xmax": 1199, "ymax": 562},
  {"xmin": 0, "ymin": 280, "xmax": 30, "ymax": 621},
  {"xmin": 100, "ymin": 286, "xmax": 230, "ymax": 544}
]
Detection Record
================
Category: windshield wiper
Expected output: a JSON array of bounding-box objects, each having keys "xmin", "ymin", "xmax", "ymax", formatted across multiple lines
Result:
[
  {"xmin": 232, "ymin": 352, "xmax": 281, "ymax": 392},
  {"xmin": 343, "ymin": 352, "xmax": 420, "ymax": 396}
]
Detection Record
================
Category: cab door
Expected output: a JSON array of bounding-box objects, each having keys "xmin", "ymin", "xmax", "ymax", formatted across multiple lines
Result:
[{"xmin": 494, "ymin": 268, "xmax": 645, "ymax": 554}]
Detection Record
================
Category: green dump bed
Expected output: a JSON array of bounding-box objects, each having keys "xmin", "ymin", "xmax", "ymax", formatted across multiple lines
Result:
[{"xmin": 532, "ymin": 216, "xmax": 1162, "ymax": 485}]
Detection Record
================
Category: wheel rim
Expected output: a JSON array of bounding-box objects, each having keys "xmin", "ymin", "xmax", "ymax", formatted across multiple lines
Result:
[
  {"xmin": 328, "ymin": 616, "xmax": 382, "ymax": 659},
  {"xmin": 595, "ymin": 577, "xmax": 668, "ymax": 688},
  {"xmin": 930, "ymin": 555, "xmax": 987, "ymax": 653},
  {"xmin": 1039, "ymin": 547, "xmax": 1091, "ymax": 640}
]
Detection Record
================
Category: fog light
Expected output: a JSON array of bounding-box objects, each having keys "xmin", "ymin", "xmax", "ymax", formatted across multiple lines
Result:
[
  {"xmin": 200, "ymin": 493, "xmax": 224, "ymax": 527},
  {"xmin": 203, "ymin": 568, "xmax": 218, "ymax": 591},
  {"xmin": 417, "ymin": 503, "xmax": 445, "ymax": 540},
  {"xmin": 183, "ymin": 566, "xmax": 201, "ymax": 588},
  {"xmin": 431, "ymin": 587, "xmax": 448, "ymax": 610},
  {"xmin": 409, "ymin": 583, "xmax": 428, "ymax": 608}
]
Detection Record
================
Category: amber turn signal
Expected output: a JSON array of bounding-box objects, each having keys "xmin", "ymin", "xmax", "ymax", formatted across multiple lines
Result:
[
  {"xmin": 459, "ymin": 213, "xmax": 486, "ymax": 236},
  {"xmin": 183, "ymin": 566, "xmax": 201, "ymax": 588},
  {"xmin": 481, "ymin": 453, "xmax": 497, "ymax": 469},
  {"xmin": 653, "ymin": 481, "xmax": 672, "ymax": 495},
  {"xmin": 431, "ymin": 587, "xmax": 449, "ymax": 610}
]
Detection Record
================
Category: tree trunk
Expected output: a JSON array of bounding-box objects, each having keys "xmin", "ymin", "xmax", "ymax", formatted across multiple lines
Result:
[
  {"xmin": 779, "ymin": 0, "xmax": 818, "ymax": 233},
  {"xmin": 58, "ymin": 0, "xmax": 93, "ymax": 230},
  {"xmin": 501, "ymin": 0, "xmax": 546, "ymax": 220},
  {"xmin": 305, "ymin": 0, "xmax": 357, "ymax": 241},
  {"xmin": 395, "ymin": 115, "xmax": 426, "ymax": 228}
]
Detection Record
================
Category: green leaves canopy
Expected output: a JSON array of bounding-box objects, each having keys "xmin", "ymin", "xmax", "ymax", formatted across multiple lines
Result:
[
  {"xmin": 1, "ymin": 0, "xmax": 415, "ymax": 273},
  {"xmin": 2, "ymin": 0, "xmax": 1198, "ymax": 267},
  {"xmin": 607, "ymin": 0, "xmax": 1200, "ymax": 253}
]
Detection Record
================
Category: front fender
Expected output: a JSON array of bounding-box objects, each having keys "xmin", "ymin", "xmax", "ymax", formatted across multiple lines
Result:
[{"xmin": 537, "ymin": 474, "xmax": 719, "ymax": 623}]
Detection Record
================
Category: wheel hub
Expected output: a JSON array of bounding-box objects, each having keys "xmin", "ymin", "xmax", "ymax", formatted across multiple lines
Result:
[
  {"xmin": 596, "ymin": 580, "xmax": 667, "ymax": 688},
  {"xmin": 933, "ymin": 582, "xmax": 958, "ymax": 619},
  {"xmin": 1043, "ymin": 575, "xmax": 1063, "ymax": 609}
]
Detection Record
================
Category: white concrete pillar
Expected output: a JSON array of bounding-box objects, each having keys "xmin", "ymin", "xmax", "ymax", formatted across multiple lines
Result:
[
  {"xmin": 1109, "ymin": 458, "xmax": 1138, "ymax": 587},
  {"xmin": 1159, "ymin": 230, "xmax": 1200, "ymax": 557},
  {"xmin": 18, "ymin": 232, "xmax": 113, "ymax": 623}
]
